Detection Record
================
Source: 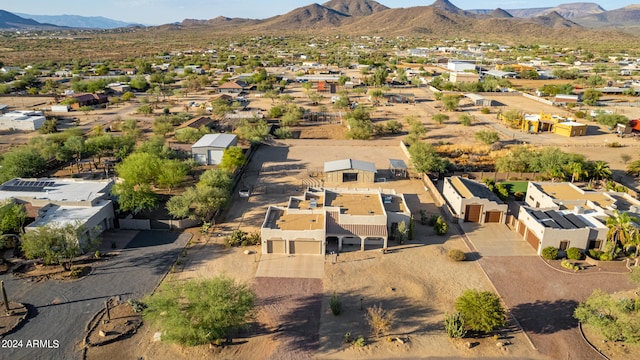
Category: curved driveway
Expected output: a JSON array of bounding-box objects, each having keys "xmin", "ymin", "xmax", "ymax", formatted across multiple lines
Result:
[{"xmin": 0, "ymin": 230, "xmax": 190, "ymax": 360}]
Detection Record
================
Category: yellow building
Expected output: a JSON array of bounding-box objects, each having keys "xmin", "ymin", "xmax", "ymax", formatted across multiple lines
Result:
[{"xmin": 553, "ymin": 121, "xmax": 587, "ymax": 137}]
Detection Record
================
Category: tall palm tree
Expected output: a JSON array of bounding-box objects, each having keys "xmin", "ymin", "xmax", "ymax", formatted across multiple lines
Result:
[
  {"xmin": 591, "ymin": 161, "xmax": 612, "ymax": 182},
  {"xmin": 606, "ymin": 210, "xmax": 638, "ymax": 258}
]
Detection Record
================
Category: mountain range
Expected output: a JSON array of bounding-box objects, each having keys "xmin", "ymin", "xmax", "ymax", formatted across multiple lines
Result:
[
  {"xmin": 14, "ymin": 13, "xmax": 141, "ymax": 29},
  {"xmin": 2, "ymin": 0, "xmax": 640, "ymax": 41}
]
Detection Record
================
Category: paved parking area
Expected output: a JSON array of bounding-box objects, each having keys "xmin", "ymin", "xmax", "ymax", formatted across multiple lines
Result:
[
  {"xmin": 256, "ymin": 254, "xmax": 325, "ymax": 278},
  {"xmin": 461, "ymin": 223, "xmax": 537, "ymax": 257}
]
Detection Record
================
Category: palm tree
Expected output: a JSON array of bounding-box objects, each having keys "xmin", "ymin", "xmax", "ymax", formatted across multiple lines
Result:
[
  {"xmin": 568, "ymin": 161, "xmax": 588, "ymax": 183},
  {"xmin": 591, "ymin": 161, "xmax": 612, "ymax": 182},
  {"xmin": 606, "ymin": 210, "xmax": 638, "ymax": 258}
]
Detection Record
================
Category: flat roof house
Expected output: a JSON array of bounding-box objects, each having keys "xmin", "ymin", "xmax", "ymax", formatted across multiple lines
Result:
[
  {"xmin": 442, "ymin": 176, "xmax": 508, "ymax": 224},
  {"xmin": 261, "ymin": 188, "xmax": 411, "ymax": 255},
  {"xmin": 191, "ymin": 133, "xmax": 238, "ymax": 165},
  {"xmin": 515, "ymin": 182, "xmax": 640, "ymax": 254},
  {"xmin": 0, "ymin": 110, "xmax": 46, "ymax": 131},
  {"xmin": 0, "ymin": 178, "xmax": 115, "ymax": 245}
]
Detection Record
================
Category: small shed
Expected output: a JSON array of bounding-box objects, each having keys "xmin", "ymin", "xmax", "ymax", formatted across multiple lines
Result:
[
  {"xmin": 191, "ymin": 133, "xmax": 238, "ymax": 165},
  {"xmin": 465, "ymin": 93, "xmax": 493, "ymax": 107},
  {"xmin": 324, "ymin": 159, "xmax": 377, "ymax": 184},
  {"xmin": 389, "ymin": 159, "xmax": 408, "ymax": 178}
]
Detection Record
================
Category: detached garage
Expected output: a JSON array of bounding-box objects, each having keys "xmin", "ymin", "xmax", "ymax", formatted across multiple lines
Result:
[
  {"xmin": 192, "ymin": 133, "xmax": 238, "ymax": 165},
  {"xmin": 443, "ymin": 176, "xmax": 508, "ymax": 225}
]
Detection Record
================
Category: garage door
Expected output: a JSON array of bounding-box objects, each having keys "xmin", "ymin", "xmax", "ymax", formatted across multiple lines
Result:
[
  {"xmin": 267, "ymin": 239, "xmax": 285, "ymax": 254},
  {"xmin": 518, "ymin": 221, "xmax": 526, "ymax": 236},
  {"xmin": 207, "ymin": 149, "xmax": 223, "ymax": 165},
  {"xmin": 290, "ymin": 240, "xmax": 321, "ymax": 255},
  {"xmin": 464, "ymin": 205, "xmax": 482, "ymax": 223},
  {"xmin": 525, "ymin": 229, "xmax": 540, "ymax": 252},
  {"xmin": 485, "ymin": 211, "xmax": 502, "ymax": 223}
]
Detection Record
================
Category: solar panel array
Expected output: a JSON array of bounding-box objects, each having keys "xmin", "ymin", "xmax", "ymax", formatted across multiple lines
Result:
[
  {"xmin": 1, "ymin": 180, "xmax": 54, "ymax": 192},
  {"xmin": 531, "ymin": 209, "xmax": 589, "ymax": 229}
]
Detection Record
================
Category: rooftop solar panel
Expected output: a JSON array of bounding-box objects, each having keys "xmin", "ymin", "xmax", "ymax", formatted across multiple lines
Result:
[
  {"xmin": 546, "ymin": 210, "xmax": 577, "ymax": 229},
  {"xmin": 531, "ymin": 210, "xmax": 550, "ymax": 220},
  {"xmin": 564, "ymin": 213, "xmax": 589, "ymax": 228}
]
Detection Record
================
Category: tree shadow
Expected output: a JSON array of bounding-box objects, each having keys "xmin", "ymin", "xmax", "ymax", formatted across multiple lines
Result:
[
  {"xmin": 510, "ymin": 299, "xmax": 579, "ymax": 335},
  {"xmin": 316, "ymin": 291, "xmax": 435, "ymax": 354}
]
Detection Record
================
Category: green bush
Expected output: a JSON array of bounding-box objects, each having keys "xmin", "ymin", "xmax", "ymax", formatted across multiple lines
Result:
[
  {"xmin": 434, "ymin": 216, "xmax": 448, "ymax": 235},
  {"xmin": 428, "ymin": 214, "xmax": 439, "ymax": 226},
  {"xmin": 480, "ymin": 107, "xmax": 491, "ymax": 114},
  {"xmin": 541, "ymin": 246, "xmax": 559, "ymax": 260},
  {"xmin": 353, "ymin": 336, "xmax": 366, "ymax": 347},
  {"xmin": 566, "ymin": 247, "xmax": 583, "ymax": 260},
  {"xmin": 448, "ymin": 249, "xmax": 467, "ymax": 261},
  {"xmin": 599, "ymin": 253, "xmax": 613, "ymax": 261},
  {"xmin": 330, "ymin": 293, "xmax": 342, "ymax": 316},
  {"xmin": 513, "ymin": 191, "xmax": 525, "ymax": 201},
  {"xmin": 588, "ymin": 249, "xmax": 604, "ymax": 259},
  {"xmin": 444, "ymin": 312, "xmax": 467, "ymax": 338}
]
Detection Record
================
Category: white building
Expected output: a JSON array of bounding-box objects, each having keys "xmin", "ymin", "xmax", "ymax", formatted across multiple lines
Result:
[
  {"xmin": 516, "ymin": 182, "xmax": 640, "ymax": 255},
  {"xmin": 261, "ymin": 188, "xmax": 411, "ymax": 255},
  {"xmin": 442, "ymin": 176, "xmax": 508, "ymax": 224},
  {"xmin": 0, "ymin": 110, "xmax": 46, "ymax": 131},
  {"xmin": 191, "ymin": 133, "xmax": 238, "ymax": 165},
  {"xmin": 0, "ymin": 178, "xmax": 115, "ymax": 245},
  {"xmin": 447, "ymin": 61, "xmax": 476, "ymax": 72}
]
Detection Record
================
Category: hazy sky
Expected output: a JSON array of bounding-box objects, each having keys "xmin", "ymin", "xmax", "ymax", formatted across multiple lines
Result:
[{"xmin": 4, "ymin": 0, "xmax": 635, "ymax": 25}]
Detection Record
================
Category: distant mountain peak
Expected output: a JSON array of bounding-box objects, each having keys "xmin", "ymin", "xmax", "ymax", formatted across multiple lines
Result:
[
  {"xmin": 322, "ymin": 0, "xmax": 389, "ymax": 16},
  {"xmin": 490, "ymin": 8, "xmax": 513, "ymax": 18},
  {"xmin": 431, "ymin": 0, "xmax": 463, "ymax": 14}
]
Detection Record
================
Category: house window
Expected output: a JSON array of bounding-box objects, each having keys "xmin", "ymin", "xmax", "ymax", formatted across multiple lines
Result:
[
  {"xmin": 343, "ymin": 173, "xmax": 358, "ymax": 182},
  {"xmin": 559, "ymin": 240, "xmax": 570, "ymax": 251},
  {"xmin": 588, "ymin": 240, "xmax": 602, "ymax": 249}
]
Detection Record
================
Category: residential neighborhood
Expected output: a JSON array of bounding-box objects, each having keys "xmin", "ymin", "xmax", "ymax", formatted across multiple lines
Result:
[{"xmin": 0, "ymin": 1, "xmax": 639, "ymax": 360}]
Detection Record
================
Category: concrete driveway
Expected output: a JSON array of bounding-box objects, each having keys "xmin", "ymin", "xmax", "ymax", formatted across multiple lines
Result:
[
  {"xmin": 461, "ymin": 223, "xmax": 537, "ymax": 257},
  {"xmin": 256, "ymin": 254, "xmax": 325, "ymax": 279}
]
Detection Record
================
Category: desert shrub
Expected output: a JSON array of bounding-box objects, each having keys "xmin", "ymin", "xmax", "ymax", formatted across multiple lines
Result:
[
  {"xmin": 448, "ymin": 249, "xmax": 467, "ymax": 261},
  {"xmin": 599, "ymin": 253, "xmax": 613, "ymax": 261},
  {"xmin": 353, "ymin": 336, "xmax": 366, "ymax": 347},
  {"xmin": 575, "ymin": 289, "xmax": 640, "ymax": 343},
  {"xmin": 343, "ymin": 332, "xmax": 352, "ymax": 343},
  {"xmin": 455, "ymin": 289, "xmax": 506, "ymax": 333},
  {"xmin": 128, "ymin": 299, "xmax": 148, "ymax": 313},
  {"xmin": 366, "ymin": 304, "xmax": 393, "ymax": 338},
  {"xmin": 428, "ymin": 214, "xmax": 439, "ymax": 226},
  {"xmin": 588, "ymin": 249, "xmax": 604, "ymax": 259},
  {"xmin": 330, "ymin": 293, "xmax": 342, "ymax": 315},
  {"xmin": 444, "ymin": 312, "xmax": 467, "ymax": 338},
  {"xmin": 274, "ymin": 127, "xmax": 293, "ymax": 139},
  {"xmin": 458, "ymin": 114, "xmax": 472, "ymax": 126},
  {"xmin": 480, "ymin": 107, "xmax": 491, "ymax": 114},
  {"xmin": 575, "ymin": 110, "xmax": 586, "ymax": 119},
  {"xmin": 434, "ymin": 216, "xmax": 448, "ymax": 235},
  {"xmin": 541, "ymin": 246, "xmax": 558, "ymax": 260},
  {"xmin": 566, "ymin": 247, "xmax": 583, "ymax": 260},
  {"xmin": 561, "ymin": 260, "xmax": 575, "ymax": 270}
]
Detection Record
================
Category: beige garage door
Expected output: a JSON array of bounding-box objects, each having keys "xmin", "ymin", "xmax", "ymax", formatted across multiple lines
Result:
[
  {"xmin": 267, "ymin": 239, "xmax": 285, "ymax": 254},
  {"xmin": 485, "ymin": 211, "xmax": 502, "ymax": 223},
  {"xmin": 464, "ymin": 205, "xmax": 482, "ymax": 223},
  {"xmin": 290, "ymin": 240, "xmax": 321, "ymax": 255}
]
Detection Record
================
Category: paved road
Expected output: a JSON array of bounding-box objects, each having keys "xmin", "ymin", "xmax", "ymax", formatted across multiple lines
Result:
[{"xmin": 0, "ymin": 230, "xmax": 190, "ymax": 360}]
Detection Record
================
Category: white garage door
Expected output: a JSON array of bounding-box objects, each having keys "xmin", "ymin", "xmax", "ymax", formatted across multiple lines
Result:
[{"xmin": 208, "ymin": 149, "xmax": 224, "ymax": 165}]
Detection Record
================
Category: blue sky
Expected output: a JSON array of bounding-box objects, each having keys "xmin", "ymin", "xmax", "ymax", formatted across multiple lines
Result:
[{"xmin": 4, "ymin": 0, "xmax": 635, "ymax": 25}]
